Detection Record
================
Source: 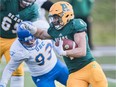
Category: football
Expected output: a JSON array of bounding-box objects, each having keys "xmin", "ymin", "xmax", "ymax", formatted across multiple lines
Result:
[{"xmin": 55, "ymin": 39, "xmax": 78, "ymax": 50}]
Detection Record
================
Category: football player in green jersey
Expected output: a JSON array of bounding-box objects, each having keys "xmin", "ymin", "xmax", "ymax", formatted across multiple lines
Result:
[
  {"xmin": 21, "ymin": 1, "xmax": 108, "ymax": 87},
  {"xmin": 68, "ymin": 0, "xmax": 95, "ymax": 50},
  {"xmin": 0, "ymin": 0, "xmax": 38, "ymax": 87}
]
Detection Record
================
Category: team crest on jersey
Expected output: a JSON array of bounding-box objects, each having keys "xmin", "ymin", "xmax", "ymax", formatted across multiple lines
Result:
[
  {"xmin": 8, "ymin": 13, "xmax": 22, "ymax": 23},
  {"xmin": 25, "ymin": 36, "xmax": 33, "ymax": 41},
  {"xmin": 55, "ymin": 35, "xmax": 68, "ymax": 42},
  {"xmin": 10, "ymin": 51, "xmax": 15, "ymax": 56},
  {"xmin": 59, "ymin": 33, "xmax": 62, "ymax": 37}
]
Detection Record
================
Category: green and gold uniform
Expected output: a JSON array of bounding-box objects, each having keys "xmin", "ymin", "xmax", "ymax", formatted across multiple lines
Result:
[
  {"xmin": 48, "ymin": 19, "xmax": 107, "ymax": 87},
  {"xmin": 0, "ymin": 0, "xmax": 39, "ymax": 76},
  {"xmin": 0, "ymin": 0, "xmax": 39, "ymax": 38},
  {"xmin": 48, "ymin": 19, "xmax": 95, "ymax": 73}
]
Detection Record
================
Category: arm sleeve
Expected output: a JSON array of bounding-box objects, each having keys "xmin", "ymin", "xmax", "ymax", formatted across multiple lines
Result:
[
  {"xmin": 73, "ymin": 19, "xmax": 87, "ymax": 33},
  {"xmin": 18, "ymin": 3, "xmax": 39, "ymax": 22},
  {"xmin": 0, "ymin": 58, "xmax": 23, "ymax": 86},
  {"xmin": 30, "ymin": 3, "xmax": 39, "ymax": 22},
  {"xmin": 41, "ymin": 0, "xmax": 53, "ymax": 11}
]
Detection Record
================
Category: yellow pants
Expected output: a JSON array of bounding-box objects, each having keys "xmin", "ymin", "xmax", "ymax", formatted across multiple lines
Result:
[
  {"xmin": 67, "ymin": 61, "xmax": 108, "ymax": 87},
  {"xmin": 0, "ymin": 37, "xmax": 24, "ymax": 76}
]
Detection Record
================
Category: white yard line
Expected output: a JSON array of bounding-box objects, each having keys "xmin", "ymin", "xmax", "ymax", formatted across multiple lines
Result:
[
  {"xmin": 101, "ymin": 64, "xmax": 116, "ymax": 71},
  {"xmin": 91, "ymin": 46, "xmax": 116, "ymax": 57},
  {"xmin": 0, "ymin": 46, "xmax": 116, "ymax": 84},
  {"xmin": 107, "ymin": 78, "xmax": 116, "ymax": 83},
  {"xmin": 0, "ymin": 64, "xmax": 116, "ymax": 83}
]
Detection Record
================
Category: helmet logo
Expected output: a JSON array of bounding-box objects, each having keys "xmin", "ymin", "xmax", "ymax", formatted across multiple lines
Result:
[
  {"xmin": 61, "ymin": 4, "xmax": 70, "ymax": 12},
  {"xmin": 25, "ymin": 36, "xmax": 33, "ymax": 42}
]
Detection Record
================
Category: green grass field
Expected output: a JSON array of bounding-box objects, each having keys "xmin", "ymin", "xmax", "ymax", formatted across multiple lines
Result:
[
  {"xmin": 0, "ymin": 0, "xmax": 115, "ymax": 87},
  {"xmin": 24, "ymin": 56, "xmax": 116, "ymax": 87},
  {"xmin": 0, "ymin": 55, "xmax": 116, "ymax": 87}
]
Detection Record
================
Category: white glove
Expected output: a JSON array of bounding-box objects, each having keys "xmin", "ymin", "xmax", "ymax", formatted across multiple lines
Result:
[
  {"xmin": 53, "ymin": 38, "xmax": 67, "ymax": 56},
  {"xmin": 20, "ymin": 21, "xmax": 37, "ymax": 35},
  {"xmin": 0, "ymin": 83, "xmax": 6, "ymax": 87}
]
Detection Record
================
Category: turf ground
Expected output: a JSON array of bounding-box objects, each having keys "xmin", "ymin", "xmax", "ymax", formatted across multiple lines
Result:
[
  {"xmin": 0, "ymin": 0, "xmax": 115, "ymax": 87},
  {"xmin": 0, "ymin": 54, "xmax": 116, "ymax": 87}
]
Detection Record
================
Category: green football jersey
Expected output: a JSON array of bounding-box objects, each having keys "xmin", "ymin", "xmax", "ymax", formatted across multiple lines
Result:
[
  {"xmin": 0, "ymin": 0, "xmax": 39, "ymax": 38},
  {"xmin": 48, "ymin": 19, "xmax": 95, "ymax": 73}
]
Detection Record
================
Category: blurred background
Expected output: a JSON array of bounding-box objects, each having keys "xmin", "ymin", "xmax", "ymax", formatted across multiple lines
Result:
[
  {"xmin": 0, "ymin": 0, "xmax": 115, "ymax": 87},
  {"xmin": 49, "ymin": 0, "xmax": 115, "ymax": 47}
]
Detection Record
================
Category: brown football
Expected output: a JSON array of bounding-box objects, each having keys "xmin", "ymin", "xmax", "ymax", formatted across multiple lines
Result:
[{"xmin": 55, "ymin": 39, "xmax": 78, "ymax": 50}]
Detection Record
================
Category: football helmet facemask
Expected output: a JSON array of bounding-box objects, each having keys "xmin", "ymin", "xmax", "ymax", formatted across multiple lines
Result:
[
  {"xmin": 49, "ymin": 1, "xmax": 74, "ymax": 30},
  {"xmin": 17, "ymin": 21, "xmax": 36, "ymax": 47}
]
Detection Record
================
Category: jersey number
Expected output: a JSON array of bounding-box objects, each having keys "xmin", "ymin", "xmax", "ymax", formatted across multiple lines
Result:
[
  {"xmin": 35, "ymin": 43, "xmax": 52, "ymax": 66},
  {"xmin": 1, "ymin": 17, "xmax": 18, "ymax": 33}
]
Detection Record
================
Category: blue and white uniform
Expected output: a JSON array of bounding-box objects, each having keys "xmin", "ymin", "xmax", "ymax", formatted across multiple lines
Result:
[{"xmin": 0, "ymin": 39, "xmax": 69, "ymax": 87}]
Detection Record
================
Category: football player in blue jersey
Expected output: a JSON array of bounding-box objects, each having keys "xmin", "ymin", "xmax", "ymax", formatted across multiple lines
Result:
[
  {"xmin": 0, "ymin": 22, "xmax": 69, "ymax": 87},
  {"xmin": 0, "ymin": 0, "xmax": 38, "ymax": 87}
]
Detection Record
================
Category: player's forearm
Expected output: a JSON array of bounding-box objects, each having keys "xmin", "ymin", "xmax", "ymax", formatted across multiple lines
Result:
[
  {"xmin": 66, "ymin": 47, "xmax": 86, "ymax": 58},
  {"xmin": 66, "ymin": 32, "xmax": 86, "ymax": 58},
  {"xmin": 0, "ymin": 63, "xmax": 16, "ymax": 85},
  {"xmin": 1, "ymin": 69, "xmax": 13, "ymax": 86},
  {"xmin": 34, "ymin": 29, "xmax": 51, "ymax": 39},
  {"xmin": 0, "ymin": 59, "xmax": 21, "ymax": 86},
  {"xmin": 21, "ymin": 21, "xmax": 51, "ymax": 39}
]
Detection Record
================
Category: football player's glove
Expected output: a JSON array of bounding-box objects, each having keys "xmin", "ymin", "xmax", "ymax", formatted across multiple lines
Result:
[
  {"xmin": 19, "ymin": 21, "xmax": 37, "ymax": 35},
  {"xmin": 53, "ymin": 38, "xmax": 67, "ymax": 56}
]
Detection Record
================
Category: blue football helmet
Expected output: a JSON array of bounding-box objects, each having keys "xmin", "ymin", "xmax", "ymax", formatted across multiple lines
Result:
[{"xmin": 17, "ymin": 22, "xmax": 36, "ymax": 47}]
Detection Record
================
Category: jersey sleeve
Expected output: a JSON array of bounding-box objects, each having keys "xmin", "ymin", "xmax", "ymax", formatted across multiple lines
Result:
[
  {"xmin": 30, "ymin": 3, "xmax": 39, "ymax": 21},
  {"xmin": 10, "ymin": 39, "xmax": 30, "ymax": 61},
  {"xmin": 73, "ymin": 19, "xmax": 87, "ymax": 33},
  {"xmin": 10, "ymin": 49, "xmax": 29, "ymax": 61},
  {"xmin": 19, "ymin": 3, "xmax": 39, "ymax": 22},
  {"xmin": 0, "ymin": 56, "xmax": 23, "ymax": 86}
]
